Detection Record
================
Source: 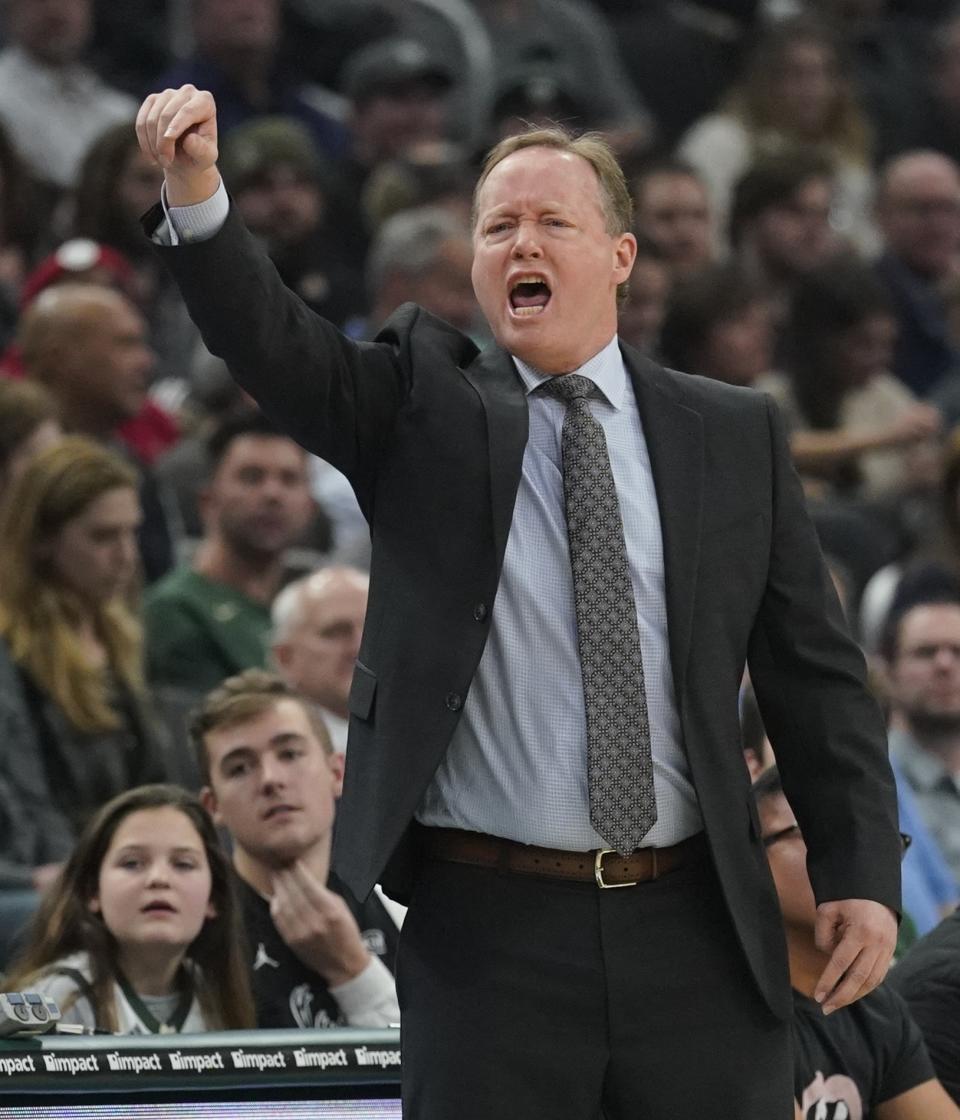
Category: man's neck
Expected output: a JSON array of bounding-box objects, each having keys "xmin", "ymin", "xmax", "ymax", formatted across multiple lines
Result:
[
  {"xmin": 232, "ymin": 835, "xmax": 332, "ymax": 899},
  {"xmin": 892, "ymin": 711, "xmax": 960, "ymax": 773},
  {"xmin": 192, "ymin": 538, "xmax": 285, "ymax": 605}
]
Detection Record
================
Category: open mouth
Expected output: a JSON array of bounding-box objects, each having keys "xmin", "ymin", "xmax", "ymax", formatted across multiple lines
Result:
[
  {"xmin": 142, "ymin": 901, "xmax": 176, "ymax": 913},
  {"xmin": 509, "ymin": 275, "xmax": 551, "ymax": 317}
]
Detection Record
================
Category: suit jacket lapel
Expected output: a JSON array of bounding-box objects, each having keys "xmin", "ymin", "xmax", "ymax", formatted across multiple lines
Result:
[
  {"xmin": 624, "ymin": 347, "xmax": 704, "ymax": 707},
  {"xmin": 462, "ymin": 345, "xmax": 529, "ymax": 567}
]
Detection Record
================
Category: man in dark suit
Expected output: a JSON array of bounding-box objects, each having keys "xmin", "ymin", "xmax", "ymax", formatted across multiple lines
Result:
[{"xmin": 136, "ymin": 85, "xmax": 900, "ymax": 1119}]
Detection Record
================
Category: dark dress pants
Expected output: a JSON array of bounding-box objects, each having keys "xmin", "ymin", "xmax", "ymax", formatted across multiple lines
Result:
[{"xmin": 397, "ymin": 840, "xmax": 793, "ymax": 1119}]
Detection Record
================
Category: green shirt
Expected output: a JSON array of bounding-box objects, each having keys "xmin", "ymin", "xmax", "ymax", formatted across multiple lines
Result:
[{"xmin": 144, "ymin": 567, "xmax": 272, "ymax": 692}]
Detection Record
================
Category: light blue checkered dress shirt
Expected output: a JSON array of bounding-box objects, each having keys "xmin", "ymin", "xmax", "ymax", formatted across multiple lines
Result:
[{"xmin": 417, "ymin": 336, "xmax": 702, "ymax": 849}]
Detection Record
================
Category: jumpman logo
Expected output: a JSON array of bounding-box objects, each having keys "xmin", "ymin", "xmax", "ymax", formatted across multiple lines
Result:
[{"xmin": 253, "ymin": 942, "xmax": 279, "ymax": 971}]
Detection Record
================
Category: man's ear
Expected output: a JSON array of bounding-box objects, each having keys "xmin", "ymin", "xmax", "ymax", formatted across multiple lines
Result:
[
  {"xmin": 199, "ymin": 785, "xmax": 222, "ymax": 827},
  {"xmin": 272, "ymin": 641, "xmax": 293, "ymax": 671},
  {"xmin": 329, "ymin": 752, "xmax": 345, "ymax": 799}
]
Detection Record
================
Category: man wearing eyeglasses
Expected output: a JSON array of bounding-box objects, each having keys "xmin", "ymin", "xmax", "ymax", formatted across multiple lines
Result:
[{"xmin": 754, "ymin": 766, "xmax": 959, "ymax": 1120}]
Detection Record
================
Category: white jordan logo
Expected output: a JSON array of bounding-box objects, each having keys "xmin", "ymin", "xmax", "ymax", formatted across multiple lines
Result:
[{"xmin": 253, "ymin": 942, "xmax": 279, "ymax": 971}]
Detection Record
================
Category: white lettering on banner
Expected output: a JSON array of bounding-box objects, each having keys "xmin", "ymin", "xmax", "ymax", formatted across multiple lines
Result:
[
  {"xmin": 292, "ymin": 1047, "xmax": 349, "ymax": 1070},
  {"xmin": 354, "ymin": 1046, "xmax": 401, "ymax": 1068},
  {"xmin": 168, "ymin": 1050, "xmax": 225, "ymax": 1072},
  {"xmin": 229, "ymin": 1049, "xmax": 287, "ymax": 1071},
  {"xmin": 106, "ymin": 1052, "xmax": 163, "ymax": 1074},
  {"xmin": 0, "ymin": 1055, "xmax": 36, "ymax": 1075},
  {"xmin": 41, "ymin": 1054, "xmax": 99, "ymax": 1075}
]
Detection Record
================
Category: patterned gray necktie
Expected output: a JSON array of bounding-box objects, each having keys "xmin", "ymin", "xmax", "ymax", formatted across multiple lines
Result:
[{"xmin": 542, "ymin": 373, "xmax": 657, "ymax": 854}]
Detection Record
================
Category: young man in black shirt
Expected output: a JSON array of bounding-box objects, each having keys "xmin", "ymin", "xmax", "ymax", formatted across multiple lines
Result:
[
  {"xmin": 192, "ymin": 670, "xmax": 399, "ymax": 1029},
  {"xmin": 754, "ymin": 767, "xmax": 959, "ymax": 1120}
]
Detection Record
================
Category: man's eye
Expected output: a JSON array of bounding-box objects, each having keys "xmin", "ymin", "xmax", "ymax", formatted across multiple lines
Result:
[{"xmin": 486, "ymin": 221, "xmax": 510, "ymax": 235}]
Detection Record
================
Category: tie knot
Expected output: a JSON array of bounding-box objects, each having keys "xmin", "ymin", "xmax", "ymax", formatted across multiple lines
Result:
[{"xmin": 541, "ymin": 374, "xmax": 595, "ymax": 404}]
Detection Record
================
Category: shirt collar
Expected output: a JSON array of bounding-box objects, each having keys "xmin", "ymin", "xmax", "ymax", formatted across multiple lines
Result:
[{"xmin": 512, "ymin": 335, "xmax": 626, "ymax": 411}]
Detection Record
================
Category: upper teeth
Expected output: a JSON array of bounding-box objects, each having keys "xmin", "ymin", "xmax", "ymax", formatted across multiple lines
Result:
[{"xmin": 513, "ymin": 276, "xmax": 545, "ymax": 288}]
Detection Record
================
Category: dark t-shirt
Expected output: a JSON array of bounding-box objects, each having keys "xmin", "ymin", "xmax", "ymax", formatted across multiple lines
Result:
[
  {"xmin": 235, "ymin": 870, "xmax": 398, "ymax": 1029},
  {"xmin": 793, "ymin": 984, "xmax": 934, "ymax": 1118},
  {"xmin": 887, "ymin": 910, "xmax": 960, "ymax": 1105}
]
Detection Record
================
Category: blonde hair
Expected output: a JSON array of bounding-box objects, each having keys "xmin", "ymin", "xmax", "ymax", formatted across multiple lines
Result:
[
  {"xmin": 0, "ymin": 437, "xmax": 142, "ymax": 732},
  {"xmin": 473, "ymin": 126, "xmax": 634, "ymax": 304},
  {"xmin": 724, "ymin": 15, "xmax": 871, "ymax": 166}
]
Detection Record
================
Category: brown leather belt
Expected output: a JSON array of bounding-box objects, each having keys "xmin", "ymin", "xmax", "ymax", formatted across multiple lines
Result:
[{"xmin": 419, "ymin": 828, "xmax": 707, "ymax": 888}]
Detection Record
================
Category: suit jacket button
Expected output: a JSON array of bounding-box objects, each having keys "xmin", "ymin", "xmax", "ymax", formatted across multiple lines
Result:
[
  {"xmin": 445, "ymin": 692, "xmax": 462, "ymax": 712},
  {"xmin": 473, "ymin": 602, "xmax": 488, "ymax": 622}
]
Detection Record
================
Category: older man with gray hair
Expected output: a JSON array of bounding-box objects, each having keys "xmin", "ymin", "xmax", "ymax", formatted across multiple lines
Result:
[
  {"xmin": 364, "ymin": 205, "xmax": 478, "ymax": 338},
  {"xmin": 271, "ymin": 566, "xmax": 369, "ymax": 755}
]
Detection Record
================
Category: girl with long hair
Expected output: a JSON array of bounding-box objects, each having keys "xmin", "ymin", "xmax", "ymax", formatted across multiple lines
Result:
[
  {"xmin": 0, "ymin": 437, "xmax": 168, "ymax": 843},
  {"xmin": 679, "ymin": 14, "xmax": 877, "ymax": 254},
  {"xmin": 6, "ymin": 784, "xmax": 255, "ymax": 1033}
]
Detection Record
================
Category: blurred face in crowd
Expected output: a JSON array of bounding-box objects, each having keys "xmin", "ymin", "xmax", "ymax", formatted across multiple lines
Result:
[
  {"xmin": 887, "ymin": 603, "xmax": 960, "ymax": 736},
  {"xmin": 770, "ymin": 38, "xmax": 838, "ymax": 137},
  {"xmin": 878, "ymin": 153, "xmax": 960, "ymax": 279},
  {"xmin": 753, "ymin": 175, "xmax": 836, "ymax": 278},
  {"xmin": 9, "ymin": 0, "xmax": 91, "ymax": 66},
  {"xmin": 46, "ymin": 485, "xmax": 141, "ymax": 604},
  {"xmin": 69, "ymin": 294, "xmax": 153, "ymax": 432},
  {"xmin": 193, "ymin": 0, "xmax": 278, "ymax": 58},
  {"xmin": 472, "ymin": 146, "xmax": 636, "ymax": 373},
  {"xmin": 408, "ymin": 237, "xmax": 477, "ymax": 334},
  {"xmin": 633, "ymin": 173, "xmax": 713, "ymax": 277},
  {"xmin": 698, "ymin": 300, "xmax": 773, "ymax": 387},
  {"xmin": 201, "ymin": 434, "xmax": 314, "ymax": 562},
  {"xmin": 617, "ymin": 256, "xmax": 670, "ymax": 354},
  {"xmin": 273, "ymin": 572, "xmax": 368, "ymax": 719},
  {"xmin": 353, "ymin": 83, "xmax": 448, "ymax": 165},
  {"xmin": 118, "ymin": 146, "xmax": 165, "ymax": 224},
  {"xmin": 90, "ymin": 807, "xmax": 215, "ymax": 956},
  {"xmin": 758, "ymin": 791, "xmax": 816, "ymax": 934},
  {"xmin": 235, "ymin": 166, "xmax": 324, "ymax": 250},
  {"xmin": 202, "ymin": 698, "xmax": 342, "ymax": 869},
  {"xmin": 829, "ymin": 311, "xmax": 896, "ymax": 388}
]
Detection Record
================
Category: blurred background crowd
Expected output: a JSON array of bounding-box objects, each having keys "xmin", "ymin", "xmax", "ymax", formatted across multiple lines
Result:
[{"xmin": 2, "ymin": 0, "xmax": 960, "ymax": 1102}]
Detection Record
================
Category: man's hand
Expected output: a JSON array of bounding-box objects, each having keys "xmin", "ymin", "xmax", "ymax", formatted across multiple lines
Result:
[
  {"xmin": 270, "ymin": 862, "xmax": 371, "ymax": 988},
  {"xmin": 813, "ymin": 898, "xmax": 898, "ymax": 1014},
  {"xmin": 135, "ymin": 85, "xmax": 220, "ymax": 206}
]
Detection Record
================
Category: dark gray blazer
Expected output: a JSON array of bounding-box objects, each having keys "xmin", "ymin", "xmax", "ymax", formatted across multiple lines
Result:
[{"xmin": 154, "ymin": 204, "xmax": 901, "ymax": 1021}]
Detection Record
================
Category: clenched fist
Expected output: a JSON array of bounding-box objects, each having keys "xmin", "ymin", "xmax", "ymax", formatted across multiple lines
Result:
[{"xmin": 135, "ymin": 84, "xmax": 221, "ymax": 206}]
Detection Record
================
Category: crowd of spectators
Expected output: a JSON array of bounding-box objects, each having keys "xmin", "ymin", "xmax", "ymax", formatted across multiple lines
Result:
[{"xmin": 1, "ymin": 0, "xmax": 960, "ymax": 1112}]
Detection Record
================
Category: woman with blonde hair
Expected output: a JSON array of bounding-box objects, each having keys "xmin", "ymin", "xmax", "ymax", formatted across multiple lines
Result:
[
  {"xmin": 0, "ymin": 437, "xmax": 169, "ymax": 851},
  {"xmin": 679, "ymin": 14, "xmax": 877, "ymax": 254}
]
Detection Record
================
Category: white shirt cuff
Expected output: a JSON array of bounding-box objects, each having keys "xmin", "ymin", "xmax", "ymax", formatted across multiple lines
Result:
[
  {"xmin": 154, "ymin": 178, "xmax": 229, "ymax": 246},
  {"xmin": 329, "ymin": 955, "xmax": 400, "ymax": 1028}
]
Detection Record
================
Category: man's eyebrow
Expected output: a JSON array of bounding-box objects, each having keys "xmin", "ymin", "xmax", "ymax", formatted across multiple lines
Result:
[{"xmin": 268, "ymin": 731, "xmax": 307, "ymax": 748}]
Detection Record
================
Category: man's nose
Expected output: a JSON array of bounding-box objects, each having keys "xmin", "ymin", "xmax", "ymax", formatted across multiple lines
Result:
[{"xmin": 511, "ymin": 219, "xmax": 543, "ymax": 258}]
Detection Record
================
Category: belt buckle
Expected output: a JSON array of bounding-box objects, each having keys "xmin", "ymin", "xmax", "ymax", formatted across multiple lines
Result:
[{"xmin": 594, "ymin": 848, "xmax": 638, "ymax": 889}]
